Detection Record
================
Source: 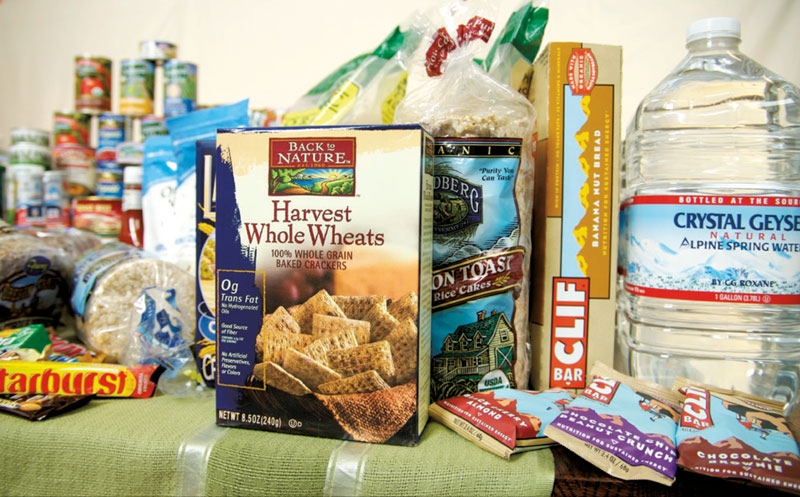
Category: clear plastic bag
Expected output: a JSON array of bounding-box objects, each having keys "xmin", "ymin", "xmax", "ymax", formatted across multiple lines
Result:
[
  {"xmin": 70, "ymin": 243, "xmax": 195, "ymax": 364},
  {"xmin": 122, "ymin": 286, "xmax": 207, "ymax": 396},
  {"xmin": 393, "ymin": 0, "xmax": 545, "ymax": 399},
  {"xmin": 282, "ymin": 20, "xmax": 426, "ymax": 126}
]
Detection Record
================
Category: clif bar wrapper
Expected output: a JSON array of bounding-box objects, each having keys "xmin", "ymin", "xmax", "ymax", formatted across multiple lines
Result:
[
  {"xmin": 674, "ymin": 378, "xmax": 800, "ymax": 495},
  {"xmin": 544, "ymin": 362, "xmax": 682, "ymax": 486},
  {"xmin": 0, "ymin": 361, "xmax": 163, "ymax": 398},
  {"xmin": 430, "ymin": 387, "xmax": 575, "ymax": 460}
]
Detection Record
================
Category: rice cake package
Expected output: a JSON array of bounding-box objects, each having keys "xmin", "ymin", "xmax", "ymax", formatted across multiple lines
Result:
[
  {"xmin": 430, "ymin": 387, "xmax": 574, "ymax": 460},
  {"xmin": 544, "ymin": 362, "xmax": 682, "ymax": 486},
  {"xmin": 394, "ymin": 3, "xmax": 538, "ymax": 402},
  {"xmin": 674, "ymin": 378, "xmax": 800, "ymax": 494},
  {"xmin": 0, "ymin": 222, "xmax": 74, "ymax": 330},
  {"xmin": 214, "ymin": 125, "xmax": 433, "ymax": 446},
  {"xmin": 527, "ymin": 42, "xmax": 622, "ymax": 391}
]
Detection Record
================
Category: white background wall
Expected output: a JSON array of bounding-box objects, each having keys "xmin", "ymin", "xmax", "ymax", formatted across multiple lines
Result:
[{"xmin": 0, "ymin": 0, "xmax": 798, "ymax": 148}]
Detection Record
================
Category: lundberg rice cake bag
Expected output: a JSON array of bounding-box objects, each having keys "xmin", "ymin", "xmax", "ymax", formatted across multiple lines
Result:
[
  {"xmin": 394, "ymin": 1, "xmax": 538, "ymax": 402},
  {"xmin": 214, "ymin": 125, "xmax": 433, "ymax": 446}
]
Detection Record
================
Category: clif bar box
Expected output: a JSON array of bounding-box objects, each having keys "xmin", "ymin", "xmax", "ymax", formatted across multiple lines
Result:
[
  {"xmin": 528, "ymin": 42, "xmax": 622, "ymax": 391},
  {"xmin": 214, "ymin": 125, "xmax": 433, "ymax": 446}
]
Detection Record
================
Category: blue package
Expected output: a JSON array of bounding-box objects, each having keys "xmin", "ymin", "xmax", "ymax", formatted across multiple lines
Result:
[
  {"xmin": 164, "ymin": 99, "xmax": 250, "ymax": 274},
  {"xmin": 142, "ymin": 135, "xmax": 178, "ymax": 262}
]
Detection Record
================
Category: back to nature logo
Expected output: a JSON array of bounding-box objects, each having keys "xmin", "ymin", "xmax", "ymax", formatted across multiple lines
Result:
[{"xmin": 269, "ymin": 137, "xmax": 356, "ymax": 196}]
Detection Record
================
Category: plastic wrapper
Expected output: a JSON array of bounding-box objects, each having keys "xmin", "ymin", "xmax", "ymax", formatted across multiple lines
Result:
[
  {"xmin": 0, "ymin": 324, "xmax": 52, "ymax": 361},
  {"xmin": 481, "ymin": 0, "xmax": 549, "ymax": 93},
  {"xmin": 0, "ymin": 392, "xmax": 94, "ymax": 421},
  {"xmin": 282, "ymin": 20, "xmax": 425, "ymax": 126},
  {"xmin": 70, "ymin": 242, "xmax": 195, "ymax": 364},
  {"xmin": 544, "ymin": 362, "xmax": 682, "ymax": 486},
  {"xmin": 0, "ymin": 360, "xmax": 162, "ymax": 398},
  {"xmin": 0, "ymin": 222, "xmax": 101, "ymax": 330},
  {"xmin": 394, "ymin": 0, "xmax": 542, "ymax": 399},
  {"xmin": 674, "ymin": 377, "xmax": 800, "ymax": 494},
  {"xmin": 142, "ymin": 135, "xmax": 179, "ymax": 263},
  {"xmin": 430, "ymin": 387, "xmax": 574, "ymax": 459},
  {"xmin": 282, "ymin": 1, "xmax": 546, "ymax": 126},
  {"xmin": 122, "ymin": 286, "xmax": 207, "ymax": 396},
  {"xmin": 161, "ymin": 99, "xmax": 250, "ymax": 275}
]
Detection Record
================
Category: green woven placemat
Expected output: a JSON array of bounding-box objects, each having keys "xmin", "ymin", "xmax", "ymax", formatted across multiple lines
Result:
[
  {"xmin": 0, "ymin": 395, "xmax": 554, "ymax": 497},
  {"xmin": 1, "ymin": 394, "xmax": 216, "ymax": 497}
]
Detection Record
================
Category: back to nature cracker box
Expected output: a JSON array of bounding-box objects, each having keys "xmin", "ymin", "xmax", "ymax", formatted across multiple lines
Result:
[
  {"xmin": 528, "ymin": 42, "xmax": 622, "ymax": 391},
  {"xmin": 215, "ymin": 125, "xmax": 433, "ymax": 446}
]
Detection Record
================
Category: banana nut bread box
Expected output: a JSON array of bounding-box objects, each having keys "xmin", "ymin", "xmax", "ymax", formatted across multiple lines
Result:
[{"xmin": 214, "ymin": 125, "xmax": 433, "ymax": 446}]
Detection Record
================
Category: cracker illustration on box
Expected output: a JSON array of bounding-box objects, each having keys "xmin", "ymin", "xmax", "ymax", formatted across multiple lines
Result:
[{"xmin": 214, "ymin": 125, "xmax": 433, "ymax": 446}]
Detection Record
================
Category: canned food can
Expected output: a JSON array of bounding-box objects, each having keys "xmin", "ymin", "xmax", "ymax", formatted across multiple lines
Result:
[
  {"xmin": 96, "ymin": 113, "xmax": 127, "ymax": 162},
  {"xmin": 95, "ymin": 161, "xmax": 124, "ymax": 198},
  {"xmin": 9, "ymin": 142, "xmax": 51, "ymax": 167},
  {"xmin": 140, "ymin": 115, "xmax": 168, "ymax": 139},
  {"xmin": 12, "ymin": 164, "xmax": 45, "ymax": 227},
  {"xmin": 53, "ymin": 111, "xmax": 91, "ymax": 146},
  {"xmin": 0, "ymin": 163, "xmax": 4, "ymax": 224},
  {"xmin": 3, "ymin": 166, "xmax": 14, "ymax": 224},
  {"xmin": 71, "ymin": 196, "xmax": 122, "ymax": 238},
  {"xmin": 119, "ymin": 59, "xmax": 155, "ymax": 116},
  {"xmin": 115, "ymin": 141, "xmax": 144, "ymax": 166},
  {"xmin": 43, "ymin": 170, "xmax": 70, "ymax": 228},
  {"xmin": 53, "ymin": 144, "xmax": 96, "ymax": 198},
  {"xmin": 139, "ymin": 40, "xmax": 178, "ymax": 61},
  {"xmin": 75, "ymin": 55, "xmax": 112, "ymax": 113},
  {"xmin": 163, "ymin": 60, "xmax": 197, "ymax": 117},
  {"xmin": 10, "ymin": 127, "xmax": 50, "ymax": 147}
]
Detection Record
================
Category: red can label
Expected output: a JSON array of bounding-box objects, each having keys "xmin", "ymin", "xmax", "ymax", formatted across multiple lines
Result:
[
  {"xmin": 53, "ymin": 144, "xmax": 96, "ymax": 197},
  {"xmin": 75, "ymin": 56, "xmax": 112, "ymax": 113},
  {"xmin": 54, "ymin": 112, "xmax": 91, "ymax": 146},
  {"xmin": 71, "ymin": 197, "xmax": 122, "ymax": 237}
]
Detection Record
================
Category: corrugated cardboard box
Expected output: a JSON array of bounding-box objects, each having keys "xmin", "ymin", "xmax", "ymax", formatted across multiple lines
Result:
[
  {"xmin": 214, "ymin": 125, "xmax": 433, "ymax": 446},
  {"xmin": 528, "ymin": 42, "xmax": 622, "ymax": 390}
]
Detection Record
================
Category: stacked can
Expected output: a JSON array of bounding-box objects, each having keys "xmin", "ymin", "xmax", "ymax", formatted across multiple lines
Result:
[
  {"xmin": 9, "ymin": 128, "xmax": 51, "ymax": 169},
  {"xmin": 12, "ymin": 164, "xmax": 45, "ymax": 227},
  {"xmin": 43, "ymin": 170, "xmax": 69, "ymax": 228},
  {"xmin": 0, "ymin": 149, "xmax": 6, "ymax": 224},
  {"xmin": 140, "ymin": 115, "xmax": 168, "ymax": 139},
  {"xmin": 95, "ymin": 113, "xmax": 127, "ymax": 199},
  {"xmin": 95, "ymin": 113, "xmax": 127, "ymax": 162},
  {"xmin": 119, "ymin": 59, "xmax": 156, "ymax": 117},
  {"xmin": 163, "ymin": 60, "xmax": 197, "ymax": 117},
  {"xmin": 7, "ymin": 128, "xmax": 51, "ymax": 227},
  {"xmin": 53, "ymin": 112, "xmax": 91, "ymax": 147},
  {"xmin": 74, "ymin": 55, "xmax": 112, "ymax": 115}
]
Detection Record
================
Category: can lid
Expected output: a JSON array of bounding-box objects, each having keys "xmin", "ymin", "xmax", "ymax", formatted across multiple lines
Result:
[
  {"xmin": 123, "ymin": 165, "xmax": 143, "ymax": 184},
  {"xmin": 686, "ymin": 17, "xmax": 741, "ymax": 44}
]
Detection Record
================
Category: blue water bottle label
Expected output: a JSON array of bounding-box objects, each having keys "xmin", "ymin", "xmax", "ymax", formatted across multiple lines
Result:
[{"xmin": 622, "ymin": 194, "xmax": 800, "ymax": 304}]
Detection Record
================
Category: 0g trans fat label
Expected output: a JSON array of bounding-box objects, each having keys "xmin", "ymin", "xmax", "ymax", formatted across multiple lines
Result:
[{"xmin": 622, "ymin": 194, "xmax": 800, "ymax": 304}]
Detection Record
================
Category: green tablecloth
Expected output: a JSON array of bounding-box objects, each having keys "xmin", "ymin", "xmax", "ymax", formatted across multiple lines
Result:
[{"xmin": 1, "ymin": 394, "xmax": 555, "ymax": 496}]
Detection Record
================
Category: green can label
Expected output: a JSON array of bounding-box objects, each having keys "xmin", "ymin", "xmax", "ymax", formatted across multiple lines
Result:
[{"xmin": 119, "ymin": 59, "xmax": 155, "ymax": 116}]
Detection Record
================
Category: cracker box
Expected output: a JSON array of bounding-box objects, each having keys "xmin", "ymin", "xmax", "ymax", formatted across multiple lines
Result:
[
  {"xmin": 214, "ymin": 125, "xmax": 433, "ymax": 446},
  {"xmin": 528, "ymin": 42, "xmax": 622, "ymax": 391},
  {"xmin": 195, "ymin": 139, "xmax": 217, "ymax": 387}
]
